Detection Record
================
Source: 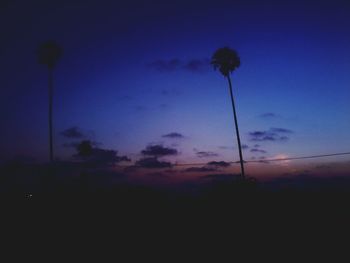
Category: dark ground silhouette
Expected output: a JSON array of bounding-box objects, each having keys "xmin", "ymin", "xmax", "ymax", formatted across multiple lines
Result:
[
  {"xmin": 1, "ymin": 161, "xmax": 350, "ymax": 219},
  {"xmin": 1, "ymin": 162, "xmax": 349, "ymax": 246}
]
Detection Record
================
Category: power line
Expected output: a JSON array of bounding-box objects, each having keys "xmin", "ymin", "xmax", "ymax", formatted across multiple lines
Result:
[
  {"xmin": 173, "ymin": 151, "xmax": 350, "ymax": 167},
  {"xmin": 246, "ymin": 152, "xmax": 350, "ymax": 163},
  {"xmin": 115, "ymin": 151, "xmax": 350, "ymax": 167}
]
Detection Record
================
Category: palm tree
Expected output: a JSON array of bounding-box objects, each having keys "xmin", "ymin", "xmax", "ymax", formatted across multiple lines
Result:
[
  {"xmin": 37, "ymin": 41, "xmax": 63, "ymax": 162},
  {"xmin": 211, "ymin": 46, "xmax": 245, "ymax": 178}
]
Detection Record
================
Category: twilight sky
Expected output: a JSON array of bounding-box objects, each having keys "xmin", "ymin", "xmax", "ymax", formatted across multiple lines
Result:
[{"xmin": 1, "ymin": 0, "xmax": 350, "ymax": 178}]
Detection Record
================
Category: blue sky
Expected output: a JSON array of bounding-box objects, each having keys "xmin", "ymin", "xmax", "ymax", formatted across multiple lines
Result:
[{"xmin": 1, "ymin": 0, "xmax": 350, "ymax": 177}]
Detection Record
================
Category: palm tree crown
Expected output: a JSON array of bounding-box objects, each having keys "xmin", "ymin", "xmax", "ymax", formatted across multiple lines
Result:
[
  {"xmin": 211, "ymin": 47, "xmax": 240, "ymax": 77},
  {"xmin": 37, "ymin": 41, "xmax": 62, "ymax": 69}
]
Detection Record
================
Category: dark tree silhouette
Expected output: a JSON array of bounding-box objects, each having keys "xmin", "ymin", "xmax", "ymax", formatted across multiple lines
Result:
[
  {"xmin": 211, "ymin": 47, "xmax": 245, "ymax": 178},
  {"xmin": 76, "ymin": 140, "xmax": 93, "ymax": 158},
  {"xmin": 37, "ymin": 41, "xmax": 63, "ymax": 162}
]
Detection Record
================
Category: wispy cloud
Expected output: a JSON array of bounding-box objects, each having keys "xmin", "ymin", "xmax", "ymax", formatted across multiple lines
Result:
[
  {"xmin": 185, "ymin": 166, "xmax": 217, "ymax": 173},
  {"xmin": 162, "ymin": 132, "xmax": 185, "ymax": 139},
  {"xmin": 182, "ymin": 59, "xmax": 210, "ymax": 73},
  {"xmin": 63, "ymin": 140, "xmax": 101, "ymax": 148},
  {"xmin": 259, "ymin": 112, "xmax": 278, "ymax": 119},
  {"xmin": 248, "ymin": 127, "xmax": 294, "ymax": 142},
  {"xmin": 61, "ymin": 127, "xmax": 85, "ymax": 139},
  {"xmin": 195, "ymin": 151, "xmax": 219, "ymax": 158},
  {"xmin": 250, "ymin": 148, "xmax": 267, "ymax": 154},
  {"xmin": 270, "ymin": 127, "xmax": 293, "ymax": 133},
  {"xmin": 183, "ymin": 160, "xmax": 230, "ymax": 174},
  {"xmin": 218, "ymin": 146, "xmax": 234, "ymax": 150},
  {"xmin": 193, "ymin": 148, "xmax": 219, "ymax": 158},
  {"xmin": 141, "ymin": 144, "xmax": 178, "ymax": 157},
  {"xmin": 148, "ymin": 59, "xmax": 181, "ymax": 72},
  {"xmin": 135, "ymin": 157, "xmax": 172, "ymax": 169},
  {"xmin": 207, "ymin": 161, "xmax": 231, "ymax": 168},
  {"xmin": 148, "ymin": 58, "xmax": 209, "ymax": 73},
  {"xmin": 219, "ymin": 144, "xmax": 250, "ymax": 151}
]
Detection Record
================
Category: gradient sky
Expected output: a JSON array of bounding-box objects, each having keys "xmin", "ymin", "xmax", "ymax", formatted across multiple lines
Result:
[{"xmin": 1, "ymin": 0, "xmax": 350, "ymax": 178}]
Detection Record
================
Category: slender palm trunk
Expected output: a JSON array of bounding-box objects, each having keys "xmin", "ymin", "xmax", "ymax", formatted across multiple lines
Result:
[
  {"xmin": 48, "ymin": 68, "xmax": 54, "ymax": 162},
  {"xmin": 227, "ymin": 75, "xmax": 245, "ymax": 178}
]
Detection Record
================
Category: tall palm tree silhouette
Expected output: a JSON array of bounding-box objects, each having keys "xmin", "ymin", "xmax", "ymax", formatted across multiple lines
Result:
[
  {"xmin": 211, "ymin": 47, "xmax": 245, "ymax": 178},
  {"xmin": 37, "ymin": 41, "xmax": 62, "ymax": 162}
]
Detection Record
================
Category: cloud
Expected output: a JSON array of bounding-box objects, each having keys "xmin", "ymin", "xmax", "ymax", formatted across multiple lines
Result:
[
  {"xmin": 148, "ymin": 58, "xmax": 209, "ymax": 73},
  {"xmin": 270, "ymin": 127, "xmax": 293, "ymax": 133},
  {"xmin": 183, "ymin": 161, "xmax": 230, "ymax": 173},
  {"xmin": 207, "ymin": 161, "xmax": 231, "ymax": 168},
  {"xmin": 194, "ymin": 148, "xmax": 220, "ymax": 158},
  {"xmin": 258, "ymin": 159, "xmax": 270, "ymax": 164},
  {"xmin": 148, "ymin": 59, "xmax": 181, "ymax": 72},
  {"xmin": 242, "ymin": 144, "xmax": 249, "ymax": 150},
  {"xmin": 250, "ymin": 148, "xmax": 267, "ymax": 154},
  {"xmin": 63, "ymin": 142, "xmax": 79, "ymax": 148},
  {"xmin": 182, "ymin": 59, "xmax": 210, "ymax": 73},
  {"xmin": 248, "ymin": 127, "xmax": 294, "ymax": 142},
  {"xmin": 235, "ymin": 160, "xmax": 248, "ymax": 164},
  {"xmin": 217, "ymin": 145, "xmax": 246, "ymax": 151},
  {"xmin": 218, "ymin": 146, "xmax": 234, "ymax": 150},
  {"xmin": 89, "ymin": 149, "xmax": 131, "ymax": 164},
  {"xmin": 61, "ymin": 127, "xmax": 84, "ymax": 139},
  {"xmin": 141, "ymin": 145, "xmax": 178, "ymax": 157},
  {"xmin": 135, "ymin": 157, "xmax": 172, "ymax": 169},
  {"xmin": 196, "ymin": 151, "xmax": 219, "ymax": 158},
  {"xmin": 162, "ymin": 132, "xmax": 185, "ymax": 139},
  {"xmin": 63, "ymin": 140, "xmax": 100, "ymax": 148},
  {"xmin": 74, "ymin": 140, "xmax": 130, "ymax": 166},
  {"xmin": 185, "ymin": 166, "xmax": 217, "ymax": 173},
  {"xmin": 259, "ymin": 112, "xmax": 277, "ymax": 118}
]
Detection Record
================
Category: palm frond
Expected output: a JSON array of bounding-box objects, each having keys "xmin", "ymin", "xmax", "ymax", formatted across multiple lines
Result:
[{"xmin": 37, "ymin": 40, "xmax": 63, "ymax": 69}]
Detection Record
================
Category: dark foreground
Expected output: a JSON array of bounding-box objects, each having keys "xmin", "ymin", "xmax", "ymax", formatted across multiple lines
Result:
[
  {"xmin": 1, "ymin": 162, "xmax": 350, "ymax": 236},
  {"xmin": 1, "ymin": 174, "xmax": 349, "ymax": 253},
  {"xmin": 2, "ymin": 177, "xmax": 349, "ymax": 221}
]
